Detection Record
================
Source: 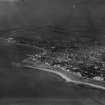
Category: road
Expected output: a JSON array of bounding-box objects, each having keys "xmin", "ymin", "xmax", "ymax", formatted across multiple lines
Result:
[{"xmin": 22, "ymin": 63, "xmax": 105, "ymax": 90}]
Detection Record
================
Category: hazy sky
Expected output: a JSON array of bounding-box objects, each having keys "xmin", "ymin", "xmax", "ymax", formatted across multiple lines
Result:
[{"xmin": 0, "ymin": 0, "xmax": 104, "ymax": 35}]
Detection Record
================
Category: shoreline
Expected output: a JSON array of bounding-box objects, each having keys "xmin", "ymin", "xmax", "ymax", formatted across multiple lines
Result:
[{"xmin": 23, "ymin": 65, "xmax": 105, "ymax": 90}]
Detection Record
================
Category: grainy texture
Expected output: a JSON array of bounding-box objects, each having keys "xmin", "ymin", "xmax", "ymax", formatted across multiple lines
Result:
[{"xmin": 0, "ymin": 0, "xmax": 105, "ymax": 105}]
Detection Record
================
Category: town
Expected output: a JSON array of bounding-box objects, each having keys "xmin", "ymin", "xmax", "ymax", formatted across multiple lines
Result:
[{"xmin": 14, "ymin": 37, "xmax": 105, "ymax": 82}]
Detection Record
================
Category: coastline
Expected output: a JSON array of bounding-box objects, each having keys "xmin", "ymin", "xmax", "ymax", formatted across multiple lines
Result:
[{"xmin": 23, "ymin": 64, "xmax": 105, "ymax": 90}]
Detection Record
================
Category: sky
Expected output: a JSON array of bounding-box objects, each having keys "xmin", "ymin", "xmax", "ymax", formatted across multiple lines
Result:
[
  {"xmin": 0, "ymin": 0, "xmax": 104, "ymax": 26},
  {"xmin": 0, "ymin": 0, "xmax": 104, "ymax": 40}
]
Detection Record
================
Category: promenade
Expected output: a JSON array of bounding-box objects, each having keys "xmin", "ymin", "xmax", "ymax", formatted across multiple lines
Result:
[{"xmin": 22, "ymin": 63, "xmax": 105, "ymax": 90}]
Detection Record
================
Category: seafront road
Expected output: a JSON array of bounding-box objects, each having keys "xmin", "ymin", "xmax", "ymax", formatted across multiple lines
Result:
[{"xmin": 22, "ymin": 63, "xmax": 105, "ymax": 90}]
